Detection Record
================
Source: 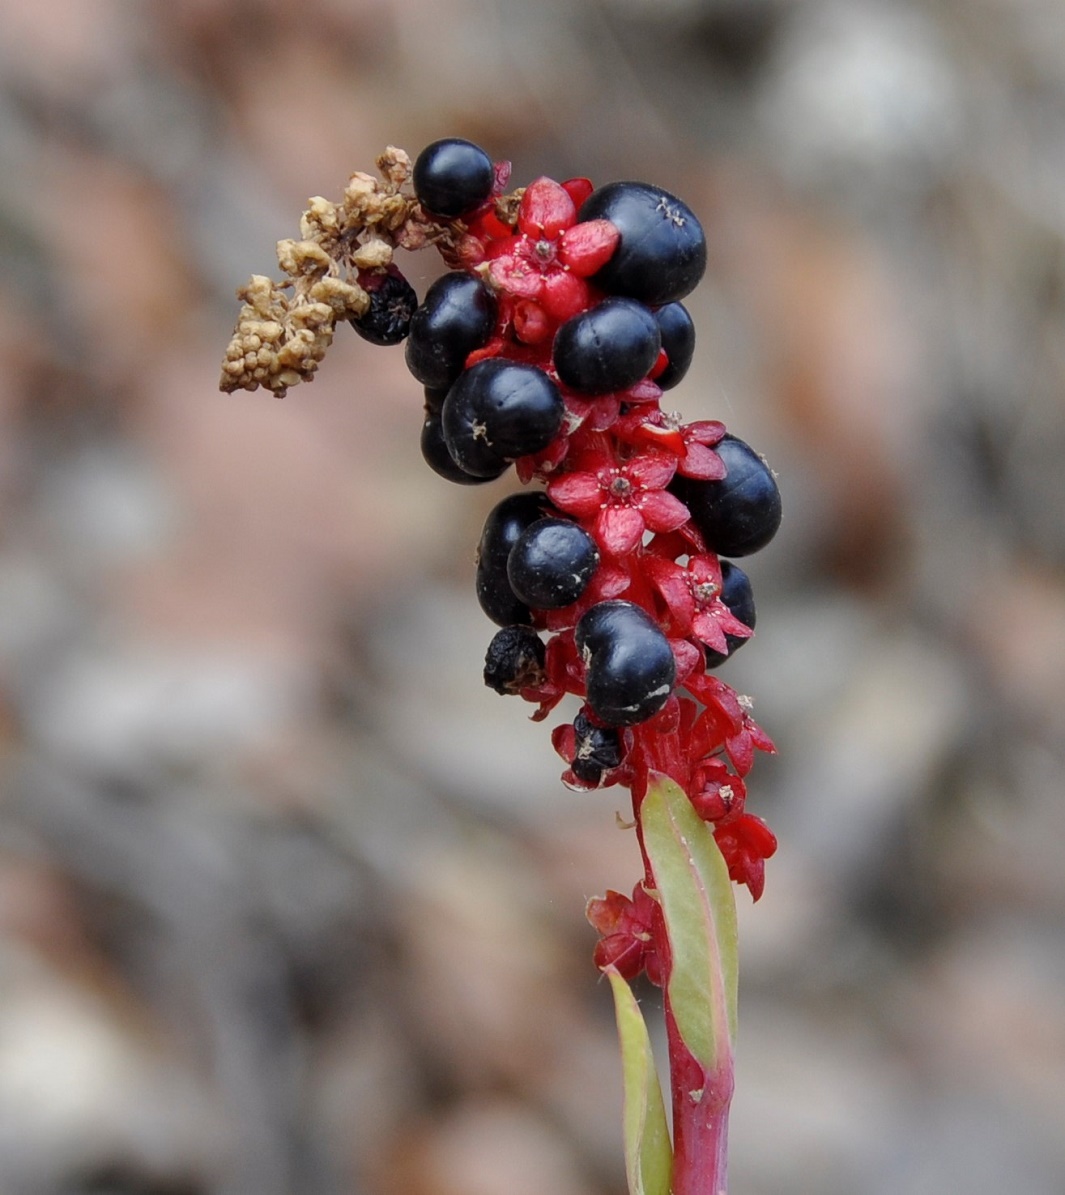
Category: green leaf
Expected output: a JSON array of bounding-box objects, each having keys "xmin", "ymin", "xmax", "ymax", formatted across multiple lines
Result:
[
  {"xmin": 607, "ymin": 968, "xmax": 673, "ymax": 1195},
  {"xmin": 641, "ymin": 774, "xmax": 738, "ymax": 1072}
]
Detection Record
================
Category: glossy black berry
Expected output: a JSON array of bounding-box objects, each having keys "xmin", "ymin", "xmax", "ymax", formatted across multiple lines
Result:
[
  {"xmin": 421, "ymin": 407, "xmax": 506, "ymax": 485},
  {"xmin": 570, "ymin": 708, "xmax": 624, "ymax": 786},
  {"xmin": 413, "ymin": 138, "xmax": 495, "ymax": 219},
  {"xmin": 553, "ymin": 298, "xmax": 661, "ymax": 396},
  {"xmin": 483, "ymin": 626, "xmax": 546, "ymax": 695},
  {"xmin": 704, "ymin": 560, "xmax": 756, "ymax": 668},
  {"xmin": 443, "ymin": 359, "xmax": 564, "ymax": 478},
  {"xmin": 476, "ymin": 492, "xmax": 554, "ymax": 626},
  {"xmin": 670, "ymin": 434, "xmax": 782, "ymax": 557},
  {"xmin": 349, "ymin": 268, "xmax": 418, "ymax": 346},
  {"xmin": 405, "ymin": 273, "xmax": 497, "ymax": 390},
  {"xmin": 575, "ymin": 600, "xmax": 676, "ymax": 726},
  {"xmin": 578, "ymin": 181, "xmax": 707, "ymax": 306},
  {"xmin": 507, "ymin": 518, "xmax": 599, "ymax": 610},
  {"xmin": 653, "ymin": 302, "xmax": 695, "ymax": 390}
]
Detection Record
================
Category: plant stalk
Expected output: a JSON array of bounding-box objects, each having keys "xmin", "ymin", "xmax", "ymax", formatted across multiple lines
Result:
[{"xmin": 666, "ymin": 999, "xmax": 733, "ymax": 1195}]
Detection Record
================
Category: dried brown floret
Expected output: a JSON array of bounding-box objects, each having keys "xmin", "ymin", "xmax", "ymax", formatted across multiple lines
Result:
[{"xmin": 219, "ymin": 146, "xmax": 519, "ymax": 396}]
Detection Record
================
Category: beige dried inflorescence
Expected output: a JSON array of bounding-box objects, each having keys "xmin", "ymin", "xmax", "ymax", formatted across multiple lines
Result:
[{"xmin": 219, "ymin": 147, "xmax": 443, "ymax": 397}]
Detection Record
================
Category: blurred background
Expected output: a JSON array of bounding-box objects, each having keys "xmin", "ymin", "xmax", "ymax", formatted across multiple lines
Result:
[{"xmin": 1, "ymin": 0, "xmax": 1064, "ymax": 1192}]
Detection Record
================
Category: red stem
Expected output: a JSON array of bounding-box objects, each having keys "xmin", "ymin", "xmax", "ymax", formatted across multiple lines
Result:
[
  {"xmin": 634, "ymin": 776, "xmax": 735, "ymax": 1195},
  {"xmin": 665, "ymin": 999, "xmax": 733, "ymax": 1195}
]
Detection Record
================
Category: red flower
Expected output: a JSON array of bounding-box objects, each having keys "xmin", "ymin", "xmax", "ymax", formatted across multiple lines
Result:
[
  {"xmin": 547, "ymin": 441, "xmax": 690, "ymax": 556},
  {"xmin": 685, "ymin": 674, "xmax": 775, "ymax": 776},
  {"xmin": 688, "ymin": 759, "xmax": 746, "ymax": 823},
  {"xmin": 643, "ymin": 553, "xmax": 754, "ymax": 654},
  {"xmin": 615, "ymin": 412, "xmax": 727, "ymax": 480},
  {"xmin": 484, "ymin": 178, "xmax": 619, "ymax": 334},
  {"xmin": 714, "ymin": 813, "xmax": 777, "ymax": 900},
  {"xmin": 586, "ymin": 884, "xmax": 664, "ymax": 984}
]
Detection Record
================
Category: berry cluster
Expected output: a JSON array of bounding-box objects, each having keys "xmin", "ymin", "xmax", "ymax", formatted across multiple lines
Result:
[
  {"xmin": 230, "ymin": 139, "xmax": 782, "ymax": 987},
  {"xmin": 385, "ymin": 139, "xmax": 781, "ymax": 981}
]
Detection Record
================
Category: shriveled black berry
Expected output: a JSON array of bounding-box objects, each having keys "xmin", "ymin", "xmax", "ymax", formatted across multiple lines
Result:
[
  {"xmin": 575, "ymin": 600, "xmax": 676, "ymax": 726},
  {"xmin": 578, "ymin": 181, "xmax": 707, "ymax": 306},
  {"xmin": 349, "ymin": 268, "xmax": 418, "ymax": 345},
  {"xmin": 405, "ymin": 273, "xmax": 497, "ymax": 390},
  {"xmin": 670, "ymin": 434, "xmax": 781, "ymax": 557},
  {"xmin": 570, "ymin": 708, "xmax": 624, "ymax": 785},
  {"xmin": 653, "ymin": 302, "xmax": 695, "ymax": 390},
  {"xmin": 552, "ymin": 298, "xmax": 661, "ymax": 395},
  {"xmin": 443, "ymin": 359, "xmax": 564, "ymax": 478},
  {"xmin": 483, "ymin": 626, "xmax": 546, "ymax": 695},
  {"xmin": 476, "ymin": 492, "xmax": 554, "ymax": 626},
  {"xmin": 421, "ymin": 407, "xmax": 506, "ymax": 485},
  {"xmin": 413, "ymin": 138, "xmax": 495, "ymax": 219},
  {"xmin": 507, "ymin": 518, "xmax": 599, "ymax": 609},
  {"xmin": 704, "ymin": 560, "xmax": 756, "ymax": 668}
]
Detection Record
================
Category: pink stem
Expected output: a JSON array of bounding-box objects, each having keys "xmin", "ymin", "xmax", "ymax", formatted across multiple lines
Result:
[
  {"xmin": 633, "ymin": 778, "xmax": 735, "ymax": 1193},
  {"xmin": 666, "ymin": 985, "xmax": 734, "ymax": 1194}
]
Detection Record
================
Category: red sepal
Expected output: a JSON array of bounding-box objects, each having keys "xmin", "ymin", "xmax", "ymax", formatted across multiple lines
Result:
[
  {"xmin": 559, "ymin": 219, "xmax": 620, "ymax": 277},
  {"xmin": 561, "ymin": 177, "xmax": 594, "ymax": 207}
]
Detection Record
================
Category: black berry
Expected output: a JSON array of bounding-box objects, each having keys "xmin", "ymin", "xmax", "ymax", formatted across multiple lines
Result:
[
  {"xmin": 405, "ymin": 273, "xmax": 497, "ymax": 390},
  {"xmin": 652, "ymin": 302, "xmax": 695, "ymax": 390},
  {"xmin": 507, "ymin": 518, "xmax": 600, "ymax": 609},
  {"xmin": 476, "ymin": 492, "xmax": 554, "ymax": 626},
  {"xmin": 578, "ymin": 181, "xmax": 707, "ymax": 306},
  {"xmin": 553, "ymin": 298, "xmax": 661, "ymax": 395},
  {"xmin": 575, "ymin": 600, "xmax": 676, "ymax": 726},
  {"xmin": 570, "ymin": 708, "xmax": 624, "ymax": 786},
  {"xmin": 421, "ymin": 406, "xmax": 506, "ymax": 485},
  {"xmin": 443, "ymin": 359, "xmax": 564, "ymax": 478},
  {"xmin": 349, "ymin": 267, "xmax": 418, "ymax": 346},
  {"xmin": 483, "ymin": 626, "xmax": 546, "ymax": 695},
  {"xmin": 413, "ymin": 138, "xmax": 495, "ymax": 219},
  {"xmin": 704, "ymin": 560, "xmax": 756, "ymax": 668},
  {"xmin": 670, "ymin": 434, "xmax": 782, "ymax": 557}
]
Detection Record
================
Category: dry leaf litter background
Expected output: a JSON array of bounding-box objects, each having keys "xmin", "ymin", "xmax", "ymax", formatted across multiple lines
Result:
[{"xmin": 1, "ymin": 1, "xmax": 1064, "ymax": 1193}]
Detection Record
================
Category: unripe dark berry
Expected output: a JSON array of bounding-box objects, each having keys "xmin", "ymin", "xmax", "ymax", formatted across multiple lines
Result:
[
  {"xmin": 553, "ymin": 298, "xmax": 661, "ymax": 395},
  {"xmin": 570, "ymin": 708, "xmax": 624, "ymax": 786},
  {"xmin": 476, "ymin": 492, "xmax": 554, "ymax": 627},
  {"xmin": 483, "ymin": 626, "xmax": 546, "ymax": 695},
  {"xmin": 507, "ymin": 518, "xmax": 599, "ymax": 609},
  {"xmin": 413, "ymin": 138, "xmax": 495, "ymax": 219},
  {"xmin": 349, "ymin": 267, "xmax": 418, "ymax": 346},
  {"xmin": 575, "ymin": 600, "xmax": 676, "ymax": 726},
  {"xmin": 421, "ymin": 407, "xmax": 507, "ymax": 485},
  {"xmin": 704, "ymin": 560, "xmax": 756, "ymax": 668},
  {"xmin": 578, "ymin": 181, "xmax": 707, "ymax": 306},
  {"xmin": 670, "ymin": 434, "xmax": 782, "ymax": 557},
  {"xmin": 443, "ymin": 359, "xmax": 564, "ymax": 478},
  {"xmin": 405, "ymin": 273, "xmax": 497, "ymax": 390},
  {"xmin": 652, "ymin": 302, "xmax": 695, "ymax": 390}
]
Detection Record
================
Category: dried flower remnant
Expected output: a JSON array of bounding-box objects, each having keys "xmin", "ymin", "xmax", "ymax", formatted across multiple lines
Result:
[{"xmin": 219, "ymin": 148, "xmax": 486, "ymax": 396}]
